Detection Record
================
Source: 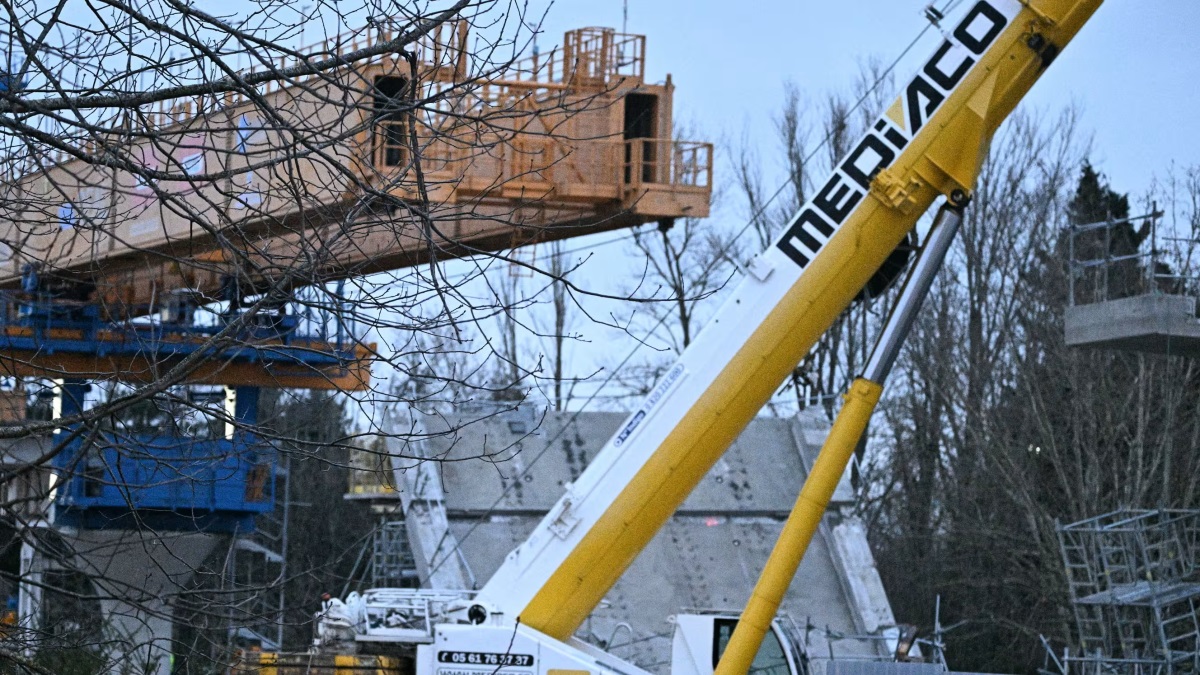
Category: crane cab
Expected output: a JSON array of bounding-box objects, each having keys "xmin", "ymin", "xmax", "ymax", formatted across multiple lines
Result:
[{"xmin": 671, "ymin": 614, "xmax": 804, "ymax": 675}]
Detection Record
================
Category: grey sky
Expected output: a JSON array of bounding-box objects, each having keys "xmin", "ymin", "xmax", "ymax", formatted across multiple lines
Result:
[
  {"xmin": 507, "ymin": 0, "xmax": 1200, "ymax": 404},
  {"xmin": 535, "ymin": 0, "xmax": 1200, "ymax": 199}
]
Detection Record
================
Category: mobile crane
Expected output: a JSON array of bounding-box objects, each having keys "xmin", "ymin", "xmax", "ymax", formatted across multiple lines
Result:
[{"xmin": 255, "ymin": 1, "xmax": 1104, "ymax": 674}]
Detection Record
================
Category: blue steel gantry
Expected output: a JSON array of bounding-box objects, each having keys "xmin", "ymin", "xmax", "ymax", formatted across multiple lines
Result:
[{"xmin": 1, "ymin": 281, "xmax": 370, "ymax": 533}]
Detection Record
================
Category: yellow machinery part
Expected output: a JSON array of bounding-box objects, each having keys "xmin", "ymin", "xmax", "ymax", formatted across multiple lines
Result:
[
  {"xmin": 517, "ymin": 0, "xmax": 1103, "ymax": 641},
  {"xmin": 234, "ymin": 652, "xmax": 409, "ymax": 675},
  {"xmin": 712, "ymin": 378, "xmax": 883, "ymax": 675}
]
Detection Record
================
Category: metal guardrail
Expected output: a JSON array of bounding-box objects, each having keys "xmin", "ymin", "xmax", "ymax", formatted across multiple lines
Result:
[
  {"xmin": 1067, "ymin": 207, "xmax": 1200, "ymax": 308},
  {"xmin": 0, "ymin": 289, "xmax": 362, "ymax": 363},
  {"xmin": 371, "ymin": 125, "xmax": 713, "ymax": 194}
]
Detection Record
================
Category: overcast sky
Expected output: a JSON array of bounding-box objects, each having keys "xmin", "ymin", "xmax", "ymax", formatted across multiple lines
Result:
[
  {"xmin": 532, "ymin": 0, "xmax": 1200, "ymax": 200},
  {"xmin": 493, "ymin": 0, "xmax": 1200, "ymax": 402}
]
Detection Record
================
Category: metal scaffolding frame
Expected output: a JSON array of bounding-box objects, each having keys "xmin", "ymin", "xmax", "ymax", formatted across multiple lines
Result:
[{"xmin": 1055, "ymin": 509, "xmax": 1200, "ymax": 675}]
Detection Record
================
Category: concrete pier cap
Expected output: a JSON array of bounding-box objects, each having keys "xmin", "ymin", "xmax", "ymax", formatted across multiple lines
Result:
[{"xmin": 1064, "ymin": 294, "xmax": 1200, "ymax": 357}]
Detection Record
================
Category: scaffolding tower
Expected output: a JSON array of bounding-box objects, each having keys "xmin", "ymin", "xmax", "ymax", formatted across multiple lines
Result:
[
  {"xmin": 1056, "ymin": 509, "xmax": 1200, "ymax": 675},
  {"xmin": 370, "ymin": 521, "xmax": 419, "ymax": 589}
]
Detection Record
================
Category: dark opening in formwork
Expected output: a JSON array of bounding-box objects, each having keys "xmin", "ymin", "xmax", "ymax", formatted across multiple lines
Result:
[
  {"xmin": 373, "ymin": 75, "xmax": 410, "ymax": 168},
  {"xmin": 623, "ymin": 93, "xmax": 658, "ymax": 184}
]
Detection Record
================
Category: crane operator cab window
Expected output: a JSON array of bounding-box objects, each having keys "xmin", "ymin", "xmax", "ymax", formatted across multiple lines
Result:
[
  {"xmin": 673, "ymin": 613, "xmax": 803, "ymax": 675},
  {"xmin": 712, "ymin": 618, "xmax": 795, "ymax": 675}
]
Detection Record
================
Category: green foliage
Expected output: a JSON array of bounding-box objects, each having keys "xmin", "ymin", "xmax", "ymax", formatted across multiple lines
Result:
[{"xmin": 1069, "ymin": 161, "xmax": 1130, "ymax": 226}]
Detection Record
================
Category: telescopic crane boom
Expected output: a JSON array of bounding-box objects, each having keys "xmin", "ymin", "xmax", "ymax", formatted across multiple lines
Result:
[
  {"xmin": 305, "ymin": 3, "xmax": 1105, "ymax": 675},
  {"xmin": 473, "ymin": 0, "xmax": 1102, "ymax": 639}
]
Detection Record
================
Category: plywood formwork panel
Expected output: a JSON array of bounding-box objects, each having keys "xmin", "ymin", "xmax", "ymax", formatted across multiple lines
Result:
[{"xmin": 0, "ymin": 27, "xmax": 710, "ymax": 319}]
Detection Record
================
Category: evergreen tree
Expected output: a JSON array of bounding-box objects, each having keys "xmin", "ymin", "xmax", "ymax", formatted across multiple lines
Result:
[
  {"xmin": 258, "ymin": 391, "xmax": 376, "ymax": 650},
  {"xmin": 1068, "ymin": 162, "xmax": 1148, "ymax": 301}
]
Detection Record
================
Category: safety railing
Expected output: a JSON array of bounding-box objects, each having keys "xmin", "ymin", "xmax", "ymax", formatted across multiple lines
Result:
[
  {"xmin": 0, "ymin": 289, "xmax": 362, "ymax": 362},
  {"xmin": 356, "ymin": 588, "xmax": 478, "ymax": 641},
  {"xmin": 147, "ymin": 19, "xmax": 469, "ymax": 121},
  {"xmin": 348, "ymin": 442, "xmax": 398, "ymax": 497},
  {"xmin": 37, "ymin": 21, "xmax": 641, "ymax": 168},
  {"xmin": 140, "ymin": 23, "xmax": 634, "ymax": 135},
  {"xmin": 369, "ymin": 130, "xmax": 713, "ymax": 198},
  {"xmin": 622, "ymin": 139, "xmax": 713, "ymax": 190},
  {"xmin": 1058, "ymin": 509, "xmax": 1200, "ymax": 596},
  {"xmin": 1067, "ymin": 207, "xmax": 1200, "ymax": 308},
  {"xmin": 501, "ymin": 28, "xmax": 645, "ymax": 90},
  {"xmin": 1046, "ymin": 649, "xmax": 1180, "ymax": 675}
]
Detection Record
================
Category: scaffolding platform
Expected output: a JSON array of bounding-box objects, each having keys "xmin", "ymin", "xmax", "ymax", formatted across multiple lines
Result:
[
  {"xmin": 1076, "ymin": 580, "xmax": 1200, "ymax": 607},
  {"xmin": 1056, "ymin": 509, "xmax": 1200, "ymax": 675},
  {"xmin": 1064, "ymin": 210, "xmax": 1200, "ymax": 357}
]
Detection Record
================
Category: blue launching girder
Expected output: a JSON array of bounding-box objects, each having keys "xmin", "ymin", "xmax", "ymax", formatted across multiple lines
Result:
[
  {"xmin": 51, "ymin": 430, "xmax": 275, "ymax": 533},
  {"xmin": 50, "ymin": 383, "xmax": 275, "ymax": 533},
  {"xmin": 0, "ymin": 287, "xmax": 372, "ymax": 533},
  {"xmin": 0, "ymin": 292, "xmax": 372, "ymax": 391}
]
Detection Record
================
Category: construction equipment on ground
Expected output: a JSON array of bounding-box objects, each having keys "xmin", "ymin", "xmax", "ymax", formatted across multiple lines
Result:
[{"xmin": 286, "ymin": 2, "xmax": 1105, "ymax": 675}]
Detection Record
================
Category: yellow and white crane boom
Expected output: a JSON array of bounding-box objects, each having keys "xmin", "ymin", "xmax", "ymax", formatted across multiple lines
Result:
[
  {"xmin": 312, "ymin": 2, "xmax": 1104, "ymax": 675},
  {"xmin": 714, "ymin": 200, "xmax": 964, "ymax": 675},
  {"xmin": 473, "ymin": 0, "xmax": 1102, "ymax": 639}
]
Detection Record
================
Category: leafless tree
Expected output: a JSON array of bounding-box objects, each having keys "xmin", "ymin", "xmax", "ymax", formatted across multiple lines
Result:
[
  {"xmin": 864, "ymin": 102, "xmax": 1200, "ymax": 672},
  {"xmin": 0, "ymin": 1, "xmax": 711, "ymax": 672},
  {"xmin": 731, "ymin": 62, "xmax": 897, "ymax": 417}
]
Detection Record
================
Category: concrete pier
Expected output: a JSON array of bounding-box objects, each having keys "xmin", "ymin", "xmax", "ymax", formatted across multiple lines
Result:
[
  {"xmin": 15, "ymin": 527, "xmax": 217, "ymax": 675},
  {"xmin": 1064, "ymin": 294, "xmax": 1200, "ymax": 357},
  {"xmin": 71, "ymin": 529, "xmax": 218, "ymax": 675}
]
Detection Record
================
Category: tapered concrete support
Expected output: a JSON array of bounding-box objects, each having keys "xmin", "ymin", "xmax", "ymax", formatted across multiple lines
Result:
[
  {"xmin": 17, "ymin": 540, "xmax": 43, "ymax": 657},
  {"xmin": 98, "ymin": 597, "xmax": 176, "ymax": 675},
  {"xmin": 385, "ymin": 409, "xmax": 475, "ymax": 590},
  {"xmin": 23, "ymin": 529, "xmax": 219, "ymax": 675},
  {"xmin": 85, "ymin": 530, "xmax": 216, "ymax": 675}
]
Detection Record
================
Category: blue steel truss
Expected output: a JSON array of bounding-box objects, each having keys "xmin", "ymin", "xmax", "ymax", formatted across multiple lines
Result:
[
  {"xmin": 0, "ymin": 288, "xmax": 364, "ymax": 533},
  {"xmin": 0, "ymin": 291, "xmax": 361, "ymax": 377}
]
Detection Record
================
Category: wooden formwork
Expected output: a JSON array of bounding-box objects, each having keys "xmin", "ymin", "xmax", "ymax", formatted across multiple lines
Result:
[{"xmin": 0, "ymin": 24, "xmax": 712, "ymax": 313}]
